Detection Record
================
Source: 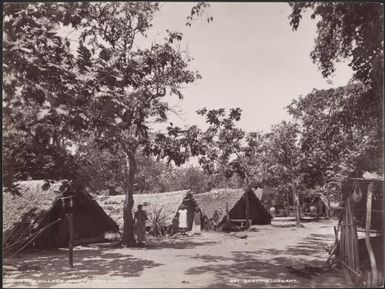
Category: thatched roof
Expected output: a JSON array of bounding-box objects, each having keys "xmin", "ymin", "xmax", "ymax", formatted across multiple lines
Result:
[
  {"xmin": 3, "ymin": 180, "xmax": 67, "ymax": 235},
  {"xmin": 193, "ymin": 188, "xmax": 272, "ymax": 226},
  {"xmin": 3, "ymin": 180, "xmax": 118, "ymax": 249},
  {"xmin": 97, "ymin": 190, "xmax": 189, "ymax": 230},
  {"xmin": 193, "ymin": 188, "xmax": 245, "ymax": 220}
]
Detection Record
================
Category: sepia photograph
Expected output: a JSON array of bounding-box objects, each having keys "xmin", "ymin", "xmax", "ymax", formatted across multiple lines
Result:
[{"xmin": 2, "ymin": 1, "xmax": 384, "ymax": 288}]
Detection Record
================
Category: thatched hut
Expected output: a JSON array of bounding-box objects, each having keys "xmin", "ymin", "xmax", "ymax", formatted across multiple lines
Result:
[
  {"xmin": 175, "ymin": 191, "xmax": 199, "ymax": 230},
  {"xmin": 97, "ymin": 190, "xmax": 189, "ymax": 230},
  {"xmin": 3, "ymin": 180, "xmax": 118, "ymax": 252},
  {"xmin": 193, "ymin": 188, "xmax": 273, "ymax": 228}
]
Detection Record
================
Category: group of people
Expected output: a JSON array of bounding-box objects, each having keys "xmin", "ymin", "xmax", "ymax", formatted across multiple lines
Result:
[
  {"xmin": 172, "ymin": 205, "xmax": 202, "ymax": 236},
  {"xmin": 133, "ymin": 203, "xmax": 222, "ymax": 246}
]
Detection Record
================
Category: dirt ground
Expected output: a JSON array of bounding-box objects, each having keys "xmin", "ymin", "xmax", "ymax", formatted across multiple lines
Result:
[{"xmin": 3, "ymin": 219, "xmax": 347, "ymax": 288}]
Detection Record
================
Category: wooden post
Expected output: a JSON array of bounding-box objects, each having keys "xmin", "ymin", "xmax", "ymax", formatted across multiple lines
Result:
[
  {"xmin": 66, "ymin": 212, "xmax": 74, "ymax": 268},
  {"xmin": 64, "ymin": 196, "xmax": 74, "ymax": 268},
  {"xmin": 245, "ymin": 192, "xmax": 250, "ymax": 229},
  {"xmin": 365, "ymin": 181, "xmax": 377, "ymax": 286},
  {"xmin": 292, "ymin": 178, "xmax": 300, "ymax": 225},
  {"xmin": 226, "ymin": 202, "xmax": 229, "ymax": 222},
  {"xmin": 341, "ymin": 194, "xmax": 360, "ymax": 285}
]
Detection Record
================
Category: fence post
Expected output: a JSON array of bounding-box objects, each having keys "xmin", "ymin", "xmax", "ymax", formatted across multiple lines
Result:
[{"xmin": 365, "ymin": 181, "xmax": 377, "ymax": 286}]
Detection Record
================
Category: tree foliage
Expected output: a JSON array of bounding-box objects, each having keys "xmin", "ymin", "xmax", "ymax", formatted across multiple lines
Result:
[
  {"xmin": 288, "ymin": 2, "xmax": 383, "ymax": 191},
  {"xmin": 3, "ymin": 3, "xmax": 92, "ymax": 188},
  {"xmin": 289, "ymin": 2, "xmax": 383, "ymax": 90},
  {"xmin": 3, "ymin": 2, "xmax": 202, "ymax": 246},
  {"xmin": 288, "ymin": 2, "xmax": 383, "ymax": 139},
  {"xmin": 186, "ymin": 2, "xmax": 213, "ymax": 27}
]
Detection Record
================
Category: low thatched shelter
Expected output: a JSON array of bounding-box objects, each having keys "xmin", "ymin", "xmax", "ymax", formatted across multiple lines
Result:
[
  {"xmin": 97, "ymin": 190, "xmax": 189, "ymax": 230},
  {"xmin": 193, "ymin": 188, "xmax": 273, "ymax": 227},
  {"xmin": 3, "ymin": 180, "xmax": 118, "ymax": 252}
]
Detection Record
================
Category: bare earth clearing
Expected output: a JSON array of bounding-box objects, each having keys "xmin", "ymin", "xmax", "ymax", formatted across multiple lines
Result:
[{"xmin": 3, "ymin": 219, "xmax": 346, "ymax": 288}]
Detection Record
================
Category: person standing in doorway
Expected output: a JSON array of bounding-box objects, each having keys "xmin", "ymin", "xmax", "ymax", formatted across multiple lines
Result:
[
  {"xmin": 191, "ymin": 206, "xmax": 202, "ymax": 235},
  {"xmin": 134, "ymin": 204, "xmax": 148, "ymax": 246},
  {"xmin": 178, "ymin": 205, "xmax": 188, "ymax": 236},
  {"xmin": 171, "ymin": 212, "xmax": 180, "ymax": 236},
  {"xmin": 212, "ymin": 210, "xmax": 220, "ymax": 231}
]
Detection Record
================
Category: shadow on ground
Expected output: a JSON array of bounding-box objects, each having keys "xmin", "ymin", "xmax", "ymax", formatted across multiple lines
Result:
[
  {"xmin": 4, "ymin": 248, "xmax": 162, "ymax": 288},
  {"xmin": 143, "ymin": 238, "xmax": 217, "ymax": 250},
  {"xmin": 185, "ymin": 233, "xmax": 346, "ymax": 288},
  {"xmin": 3, "ymin": 236, "xmax": 219, "ymax": 287}
]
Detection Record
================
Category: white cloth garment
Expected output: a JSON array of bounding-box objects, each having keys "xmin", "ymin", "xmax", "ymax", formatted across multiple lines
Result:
[
  {"xmin": 191, "ymin": 222, "xmax": 201, "ymax": 235},
  {"xmin": 178, "ymin": 209, "xmax": 187, "ymax": 228}
]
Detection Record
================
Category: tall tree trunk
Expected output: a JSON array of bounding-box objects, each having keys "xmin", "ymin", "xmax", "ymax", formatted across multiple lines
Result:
[
  {"xmin": 292, "ymin": 178, "xmax": 300, "ymax": 226},
  {"xmin": 320, "ymin": 172, "xmax": 331, "ymax": 219},
  {"xmin": 245, "ymin": 191, "xmax": 250, "ymax": 228},
  {"xmin": 122, "ymin": 152, "xmax": 136, "ymax": 247},
  {"xmin": 325, "ymin": 192, "xmax": 331, "ymax": 219}
]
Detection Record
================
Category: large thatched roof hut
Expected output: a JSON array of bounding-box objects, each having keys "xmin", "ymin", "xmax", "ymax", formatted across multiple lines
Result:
[
  {"xmin": 193, "ymin": 188, "xmax": 273, "ymax": 226},
  {"xmin": 97, "ymin": 190, "xmax": 189, "ymax": 230},
  {"xmin": 3, "ymin": 180, "xmax": 118, "ymax": 252}
]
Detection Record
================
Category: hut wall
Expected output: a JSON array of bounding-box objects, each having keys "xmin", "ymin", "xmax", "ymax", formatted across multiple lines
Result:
[
  {"xmin": 33, "ymin": 200, "xmax": 105, "ymax": 249},
  {"xmin": 228, "ymin": 192, "xmax": 272, "ymax": 225}
]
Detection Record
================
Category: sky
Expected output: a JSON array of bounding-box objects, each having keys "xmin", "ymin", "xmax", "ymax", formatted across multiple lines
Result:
[
  {"xmin": 59, "ymin": 2, "xmax": 353, "ymax": 134},
  {"xmin": 138, "ymin": 2, "xmax": 353, "ymax": 133}
]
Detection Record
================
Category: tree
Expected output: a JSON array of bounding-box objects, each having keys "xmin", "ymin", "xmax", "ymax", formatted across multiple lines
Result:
[
  {"xmin": 288, "ymin": 2, "xmax": 384, "ymax": 167},
  {"xmin": 194, "ymin": 108, "xmax": 247, "ymax": 179},
  {"xmin": 74, "ymin": 3, "xmax": 200, "ymax": 246},
  {"xmin": 3, "ymin": 2, "xmax": 93, "ymax": 190},
  {"xmin": 287, "ymin": 83, "xmax": 383, "ymax": 218},
  {"xmin": 186, "ymin": 2, "xmax": 213, "ymax": 27},
  {"xmin": 289, "ymin": 2, "xmax": 383, "ymax": 102},
  {"xmin": 264, "ymin": 121, "xmax": 303, "ymax": 225},
  {"xmin": 3, "ymin": 2, "xmax": 201, "ymax": 247},
  {"xmin": 288, "ymin": 3, "xmax": 383, "ymax": 217}
]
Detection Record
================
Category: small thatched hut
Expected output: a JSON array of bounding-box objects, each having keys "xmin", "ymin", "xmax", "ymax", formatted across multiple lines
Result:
[
  {"xmin": 193, "ymin": 188, "xmax": 273, "ymax": 227},
  {"xmin": 3, "ymin": 180, "xmax": 118, "ymax": 252}
]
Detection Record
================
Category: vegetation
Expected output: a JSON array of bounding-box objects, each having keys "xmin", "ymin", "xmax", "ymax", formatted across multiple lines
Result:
[
  {"xmin": 288, "ymin": 2, "xmax": 383, "ymax": 176},
  {"xmin": 148, "ymin": 207, "xmax": 168, "ymax": 237},
  {"xmin": 3, "ymin": 2, "xmax": 382, "ymax": 244}
]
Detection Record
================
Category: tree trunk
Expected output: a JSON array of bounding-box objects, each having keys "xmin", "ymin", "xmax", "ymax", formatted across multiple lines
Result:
[
  {"xmin": 292, "ymin": 178, "xmax": 300, "ymax": 225},
  {"xmin": 66, "ymin": 212, "xmax": 74, "ymax": 268},
  {"xmin": 320, "ymin": 172, "xmax": 330, "ymax": 219},
  {"xmin": 122, "ymin": 152, "xmax": 136, "ymax": 247},
  {"xmin": 325, "ymin": 192, "xmax": 331, "ymax": 219}
]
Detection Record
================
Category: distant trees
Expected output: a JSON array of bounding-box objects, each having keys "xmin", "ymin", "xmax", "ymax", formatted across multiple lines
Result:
[
  {"xmin": 263, "ymin": 122, "xmax": 303, "ymax": 225},
  {"xmin": 77, "ymin": 142, "xmax": 212, "ymax": 195}
]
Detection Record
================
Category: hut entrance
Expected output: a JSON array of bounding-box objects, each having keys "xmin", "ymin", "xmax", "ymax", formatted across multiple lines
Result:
[{"xmin": 178, "ymin": 191, "xmax": 198, "ymax": 230}]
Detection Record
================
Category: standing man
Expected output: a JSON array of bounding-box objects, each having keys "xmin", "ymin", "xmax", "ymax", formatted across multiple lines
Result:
[
  {"xmin": 134, "ymin": 204, "xmax": 148, "ymax": 246},
  {"xmin": 171, "ymin": 211, "xmax": 180, "ymax": 236},
  {"xmin": 212, "ymin": 210, "xmax": 220, "ymax": 231}
]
